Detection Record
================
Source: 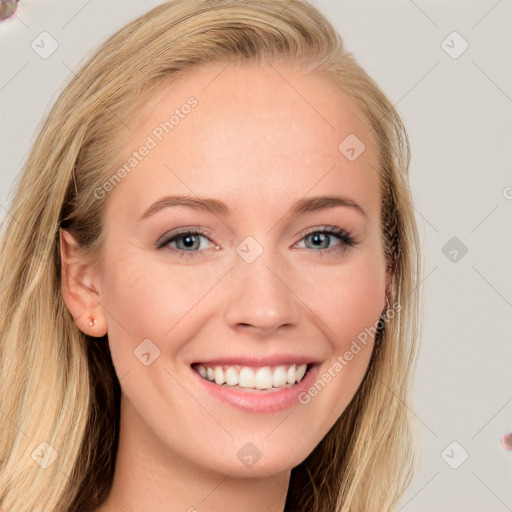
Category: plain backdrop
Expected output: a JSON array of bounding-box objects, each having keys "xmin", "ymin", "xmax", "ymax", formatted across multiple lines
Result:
[{"xmin": 1, "ymin": 1, "xmax": 511, "ymax": 510}]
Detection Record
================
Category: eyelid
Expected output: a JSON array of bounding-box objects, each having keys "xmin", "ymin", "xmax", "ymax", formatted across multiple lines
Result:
[
  {"xmin": 156, "ymin": 225, "xmax": 215, "ymax": 248},
  {"xmin": 294, "ymin": 224, "xmax": 351, "ymax": 240}
]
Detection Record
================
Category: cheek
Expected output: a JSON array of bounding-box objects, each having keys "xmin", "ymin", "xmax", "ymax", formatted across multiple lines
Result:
[
  {"xmin": 294, "ymin": 253, "xmax": 385, "ymax": 426},
  {"xmin": 98, "ymin": 252, "xmax": 217, "ymax": 367},
  {"xmin": 299, "ymin": 251, "xmax": 386, "ymax": 347},
  {"xmin": 327, "ymin": 272, "xmax": 384, "ymax": 348}
]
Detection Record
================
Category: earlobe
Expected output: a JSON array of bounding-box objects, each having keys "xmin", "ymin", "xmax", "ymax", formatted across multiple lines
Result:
[{"xmin": 59, "ymin": 229, "xmax": 108, "ymax": 337}]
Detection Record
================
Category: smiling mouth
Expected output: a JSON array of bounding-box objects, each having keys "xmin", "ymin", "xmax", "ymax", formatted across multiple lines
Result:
[{"xmin": 191, "ymin": 362, "xmax": 311, "ymax": 391}]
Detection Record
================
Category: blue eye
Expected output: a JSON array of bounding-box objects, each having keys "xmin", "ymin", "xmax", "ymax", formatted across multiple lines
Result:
[
  {"xmin": 157, "ymin": 228, "xmax": 214, "ymax": 258},
  {"xmin": 157, "ymin": 225, "xmax": 357, "ymax": 258},
  {"xmin": 293, "ymin": 226, "xmax": 357, "ymax": 255}
]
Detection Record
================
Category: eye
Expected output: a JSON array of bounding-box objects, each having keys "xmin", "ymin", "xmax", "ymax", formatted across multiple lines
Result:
[
  {"xmin": 157, "ymin": 227, "xmax": 216, "ymax": 258},
  {"xmin": 157, "ymin": 225, "xmax": 357, "ymax": 259},
  {"xmin": 293, "ymin": 226, "xmax": 357, "ymax": 255}
]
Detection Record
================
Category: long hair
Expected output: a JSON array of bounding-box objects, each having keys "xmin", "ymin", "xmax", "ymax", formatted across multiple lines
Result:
[{"xmin": 0, "ymin": 1, "xmax": 423, "ymax": 510}]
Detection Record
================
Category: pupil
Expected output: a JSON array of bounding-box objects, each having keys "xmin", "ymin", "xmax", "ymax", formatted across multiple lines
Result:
[
  {"xmin": 183, "ymin": 235, "xmax": 196, "ymax": 248},
  {"xmin": 312, "ymin": 233, "xmax": 327, "ymax": 248}
]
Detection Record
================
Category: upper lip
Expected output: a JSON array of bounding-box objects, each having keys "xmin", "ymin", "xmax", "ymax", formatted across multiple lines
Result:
[{"xmin": 191, "ymin": 355, "xmax": 321, "ymax": 367}]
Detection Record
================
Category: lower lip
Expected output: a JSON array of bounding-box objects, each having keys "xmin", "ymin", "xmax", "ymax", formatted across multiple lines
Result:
[{"xmin": 190, "ymin": 364, "xmax": 320, "ymax": 413}]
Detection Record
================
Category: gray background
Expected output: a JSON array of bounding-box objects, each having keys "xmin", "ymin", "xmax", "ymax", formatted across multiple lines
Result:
[{"xmin": 1, "ymin": 1, "xmax": 511, "ymax": 510}]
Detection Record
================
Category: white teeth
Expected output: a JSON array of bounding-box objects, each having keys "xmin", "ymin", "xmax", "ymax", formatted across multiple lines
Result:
[
  {"xmin": 272, "ymin": 365, "xmax": 288, "ymax": 387},
  {"xmin": 195, "ymin": 363, "xmax": 309, "ymax": 390},
  {"xmin": 286, "ymin": 364, "xmax": 296, "ymax": 384},
  {"xmin": 255, "ymin": 367, "xmax": 273, "ymax": 390},
  {"xmin": 214, "ymin": 366, "xmax": 225, "ymax": 385},
  {"xmin": 239, "ymin": 367, "xmax": 255, "ymax": 388},
  {"xmin": 295, "ymin": 363, "xmax": 307, "ymax": 382},
  {"xmin": 225, "ymin": 366, "xmax": 239, "ymax": 386}
]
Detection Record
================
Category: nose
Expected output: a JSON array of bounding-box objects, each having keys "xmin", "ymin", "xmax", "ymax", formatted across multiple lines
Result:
[{"xmin": 223, "ymin": 248, "xmax": 301, "ymax": 337}]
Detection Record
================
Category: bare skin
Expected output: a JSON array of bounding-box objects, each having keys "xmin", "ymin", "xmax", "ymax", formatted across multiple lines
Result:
[{"xmin": 61, "ymin": 59, "xmax": 392, "ymax": 512}]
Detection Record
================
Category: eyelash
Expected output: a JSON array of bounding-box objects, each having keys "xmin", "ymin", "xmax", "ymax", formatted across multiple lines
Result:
[{"xmin": 157, "ymin": 225, "xmax": 357, "ymax": 259}]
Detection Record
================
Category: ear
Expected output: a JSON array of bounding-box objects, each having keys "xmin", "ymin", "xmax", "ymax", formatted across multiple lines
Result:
[{"xmin": 59, "ymin": 229, "xmax": 108, "ymax": 337}]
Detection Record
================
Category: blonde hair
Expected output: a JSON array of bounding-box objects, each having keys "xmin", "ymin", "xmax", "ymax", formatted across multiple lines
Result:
[{"xmin": 0, "ymin": 1, "xmax": 423, "ymax": 510}]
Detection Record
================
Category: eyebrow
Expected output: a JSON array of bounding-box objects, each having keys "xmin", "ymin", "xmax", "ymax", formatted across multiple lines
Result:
[{"xmin": 138, "ymin": 194, "xmax": 367, "ymax": 221}]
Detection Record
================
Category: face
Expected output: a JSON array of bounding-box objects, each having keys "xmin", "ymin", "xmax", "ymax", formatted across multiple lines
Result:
[{"xmin": 63, "ymin": 60, "xmax": 392, "ymax": 479}]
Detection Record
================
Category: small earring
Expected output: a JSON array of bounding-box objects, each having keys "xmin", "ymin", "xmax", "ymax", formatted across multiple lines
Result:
[{"xmin": 88, "ymin": 318, "xmax": 97, "ymax": 328}]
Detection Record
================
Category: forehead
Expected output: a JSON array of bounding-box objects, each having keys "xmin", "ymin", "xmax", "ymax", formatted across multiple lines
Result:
[{"xmin": 108, "ymin": 60, "xmax": 381, "ymax": 221}]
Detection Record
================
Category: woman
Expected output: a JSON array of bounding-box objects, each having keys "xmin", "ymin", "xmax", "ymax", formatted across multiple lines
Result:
[{"xmin": 0, "ymin": 1, "xmax": 422, "ymax": 510}]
